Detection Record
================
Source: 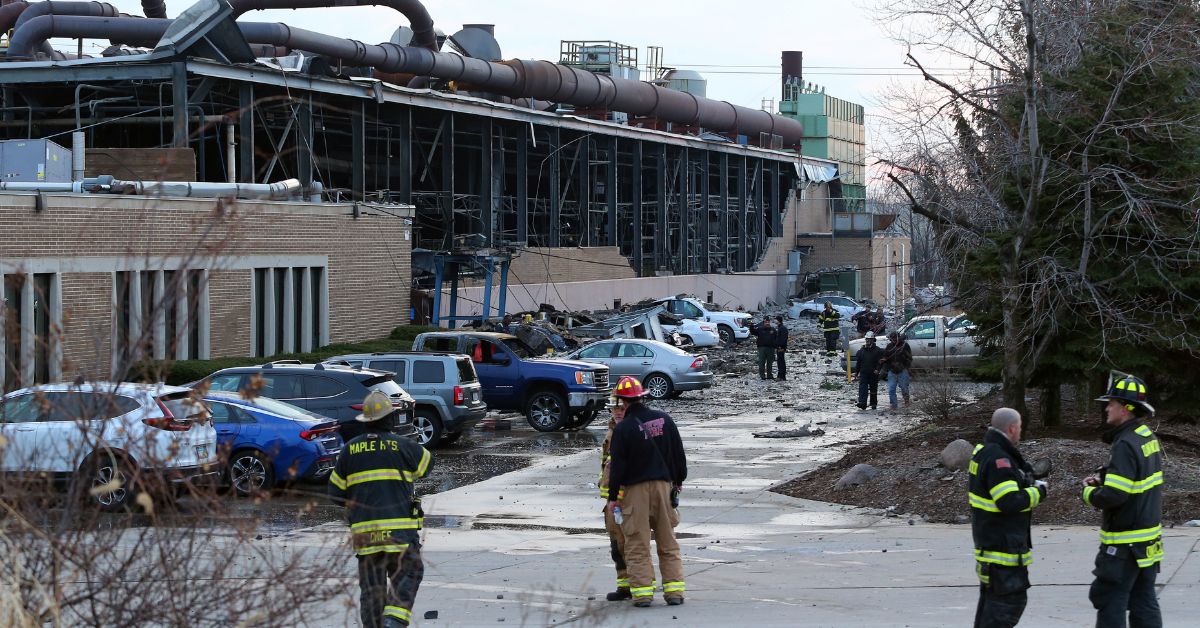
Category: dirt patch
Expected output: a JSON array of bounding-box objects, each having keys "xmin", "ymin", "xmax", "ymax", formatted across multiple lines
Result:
[{"xmin": 774, "ymin": 388, "xmax": 1200, "ymax": 525}]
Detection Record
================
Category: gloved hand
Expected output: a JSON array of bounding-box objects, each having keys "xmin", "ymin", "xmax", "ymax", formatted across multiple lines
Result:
[{"xmin": 1035, "ymin": 479, "xmax": 1048, "ymax": 493}]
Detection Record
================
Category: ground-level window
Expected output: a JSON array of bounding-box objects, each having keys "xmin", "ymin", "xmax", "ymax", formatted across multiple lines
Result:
[
  {"xmin": 2, "ymin": 272, "xmax": 59, "ymax": 392},
  {"xmin": 114, "ymin": 269, "xmax": 208, "ymax": 364},
  {"xmin": 251, "ymin": 266, "xmax": 328, "ymax": 357}
]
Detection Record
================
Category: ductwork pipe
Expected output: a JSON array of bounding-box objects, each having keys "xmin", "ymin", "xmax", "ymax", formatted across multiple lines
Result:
[
  {"xmin": 113, "ymin": 177, "xmax": 303, "ymax": 200},
  {"xmin": 71, "ymin": 131, "xmax": 86, "ymax": 181},
  {"xmin": 140, "ymin": 0, "xmax": 164, "ymax": 18},
  {"xmin": 0, "ymin": 181, "xmax": 86, "ymax": 192},
  {"xmin": 12, "ymin": 1, "xmax": 119, "ymax": 29},
  {"xmin": 228, "ymin": 0, "xmax": 438, "ymax": 51},
  {"xmin": 0, "ymin": 1, "xmax": 29, "ymax": 32}
]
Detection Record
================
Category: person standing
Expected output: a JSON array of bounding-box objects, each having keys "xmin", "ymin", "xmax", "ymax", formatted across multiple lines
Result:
[
  {"xmin": 868, "ymin": 305, "xmax": 887, "ymax": 335},
  {"xmin": 774, "ymin": 315, "xmax": 789, "ymax": 381},
  {"xmin": 1082, "ymin": 374, "xmax": 1163, "ymax": 628},
  {"xmin": 752, "ymin": 317, "xmax": 776, "ymax": 380},
  {"xmin": 607, "ymin": 376, "xmax": 688, "ymax": 608},
  {"xmin": 598, "ymin": 398, "xmax": 630, "ymax": 601},
  {"xmin": 852, "ymin": 332, "xmax": 884, "ymax": 410},
  {"xmin": 818, "ymin": 302, "xmax": 841, "ymax": 357},
  {"xmin": 880, "ymin": 331, "xmax": 912, "ymax": 410},
  {"xmin": 329, "ymin": 391, "xmax": 433, "ymax": 628},
  {"xmin": 969, "ymin": 408, "xmax": 1048, "ymax": 628},
  {"xmin": 850, "ymin": 308, "xmax": 871, "ymax": 339}
]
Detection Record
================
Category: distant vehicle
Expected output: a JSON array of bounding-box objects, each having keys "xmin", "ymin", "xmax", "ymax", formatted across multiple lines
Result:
[
  {"xmin": 324, "ymin": 352, "xmax": 487, "ymax": 447},
  {"xmin": 562, "ymin": 339, "xmax": 714, "ymax": 400},
  {"xmin": 789, "ymin": 293, "xmax": 866, "ymax": 320},
  {"xmin": 411, "ymin": 331, "xmax": 610, "ymax": 432},
  {"xmin": 198, "ymin": 362, "xmax": 417, "ymax": 438},
  {"xmin": 0, "ymin": 382, "xmax": 219, "ymax": 511},
  {"xmin": 848, "ymin": 314, "xmax": 980, "ymax": 369},
  {"xmin": 202, "ymin": 393, "xmax": 342, "ymax": 496},
  {"xmin": 661, "ymin": 318, "xmax": 721, "ymax": 347},
  {"xmin": 655, "ymin": 296, "xmax": 752, "ymax": 344}
]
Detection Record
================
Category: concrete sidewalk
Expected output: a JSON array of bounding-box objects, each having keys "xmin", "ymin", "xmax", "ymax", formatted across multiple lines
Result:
[{"xmin": 293, "ymin": 381, "xmax": 1199, "ymax": 626}]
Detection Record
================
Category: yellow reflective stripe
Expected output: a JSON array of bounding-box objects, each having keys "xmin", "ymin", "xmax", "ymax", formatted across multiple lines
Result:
[
  {"xmin": 1141, "ymin": 440, "xmax": 1161, "ymax": 458},
  {"xmin": 630, "ymin": 586, "xmax": 654, "ymax": 598},
  {"xmin": 346, "ymin": 469, "xmax": 406, "ymax": 486},
  {"xmin": 355, "ymin": 543, "xmax": 410, "ymax": 556},
  {"xmin": 351, "ymin": 518, "xmax": 422, "ymax": 533},
  {"xmin": 599, "ymin": 487, "xmax": 610, "ymax": 498},
  {"xmin": 974, "ymin": 549, "xmax": 1033, "ymax": 566},
  {"xmin": 617, "ymin": 488, "xmax": 625, "ymax": 500},
  {"xmin": 969, "ymin": 445, "xmax": 983, "ymax": 475},
  {"xmin": 329, "ymin": 471, "xmax": 347, "ymax": 490},
  {"xmin": 976, "ymin": 563, "xmax": 990, "ymax": 584},
  {"xmin": 1103, "ymin": 471, "xmax": 1162, "ymax": 494},
  {"xmin": 384, "ymin": 606, "xmax": 412, "ymax": 621},
  {"xmin": 972, "ymin": 444, "xmax": 984, "ymax": 454},
  {"xmin": 417, "ymin": 448, "xmax": 432, "ymax": 477},
  {"xmin": 990, "ymin": 480, "xmax": 1019, "ymax": 501},
  {"xmin": 1024, "ymin": 487, "xmax": 1041, "ymax": 510},
  {"xmin": 1137, "ymin": 555, "xmax": 1163, "ymax": 568},
  {"xmin": 663, "ymin": 581, "xmax": 685, "ymax": 593},
  {"xmin": 1082, "ymin": 485, "xmax": 1097, "ymax": 506},
  {"xmin": 1100, "ymin": 525, "xmax": 1162, "ymax": 545},
  {"xmin": 969, "ymin": 492, "xmax": 1000, "ymax": 512},
  {"xmin": 616, "ymin": 578, "xmax": 630, "ymax": 587},
  {"xmin": 1135, "ymin": 425, "xmax": 1152, "ymax": 437}
]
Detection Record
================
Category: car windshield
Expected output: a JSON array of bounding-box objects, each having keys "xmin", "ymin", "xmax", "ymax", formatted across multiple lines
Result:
[
  {"xmin": 502, "ymin": 338, "xmax": 538, "ymax": 359},
  {"xmin": 234, "ymin": 396, "xmax": 323, "ymax": 421}
]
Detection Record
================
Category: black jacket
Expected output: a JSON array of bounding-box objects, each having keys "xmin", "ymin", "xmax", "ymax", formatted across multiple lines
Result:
[
  {"xmin": 969, "ymin": 428, "xmax": 1046, "ymax": 567},
  {"xmin": 853, "ymin": 344, "xmax": 885, "ymax": 377},
  {"xmin": 752, "ymin": 323, "xmax": 777, "ymax": 348},
  {"xmin": 774, "ymin": 325, "xmax": 789, "ymax": 349},
  {"xmin": 818, "ymin": 309, "xmax": 841, "ymax": 332},
  {"xmin": 329, "ymin": 430, "xmax": 433, "ymax": 555},
  {"xmin": 1083, "ymin": 420, "xmax": 1164, "ymax": 567},
  {"xmin": 851, "ymin": 310, "xmax": 870, "ymax": 333},
  {"xmin": 608, "ymin": 402, "xmax": 687, "ymax": 498},
  {"xmin": 880, "ymin": 342, "xmax": 912, "ymax": 373}
]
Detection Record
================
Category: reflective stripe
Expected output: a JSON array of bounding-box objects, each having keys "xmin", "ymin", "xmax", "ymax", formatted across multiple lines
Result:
[
  {"xmin": 1100, "ymin": 525, "xmax": 1162, "ymax": 545},
  {"xmin": 976, "ymin": 562, "xmax": 990, "ymax": 584},
  {"xmin": 1134, "ymin": 425, "xmax": 1152, "ymax": 437},
  {"xmin": 599, "ymin": 487, "xmax": 610, "ymax": 498},
  {"xmin": 1137, "ymin": 555, "xmax": 1163, "ymax": 568},
  {"xmin": 974, "ymin": 549, "xmax": 1033, "ymax": 567},
  {"xmin": 1082, "ymin": 485, "xmax": 1097, "ymax": 507},
  {"xmin": 630, "ymin": 586, "xmax": 654, "ymax": 598},
  {"xmin": 329, "ymin": 471, "xmax": 347, "ymax": 490},
  {"xmin": 990, "ymin": 480, "xmax": 1019, "ymax": 501},
  {"xmin": 616, "ymin": 578, "xmax": 629, "ymax": 587},
  {"xmin": 1103, "ymin": 471, "xmax": 1163, "ymax": 494},
  {"xmin": 355, "ymin": 543, "xmax": 410, "ymax": 556},
  {"xmin": 351, "ymin": 518, "xmax": 422, "ymax": 533},
  {"xmin": 663, "ymin": 581, "xmax": 685, "ymax": 593},
  {"xmin": 384, "ymin": 605, "xmax": 412, "ymax": 622},
  {"xmin": 1141, "ymin": 440, "xmax": 1161, "ymax": 458},
  {"xmin": 968, "ymin": 444, "xmax": 983, "ymax": 476},
  {"xmin": 417, "ymin": 448, "xmax": 432, "ymax": 477},
  {"xmin": 1024, "ymin": 487, "xmax": 1041, "ymax": 510},
  {"xmin": 1138, "ymin": 540, "xmax": 1164, "ymax": 568},
  {"xmin": 346, "ymin": 469, "xmax": 406, "ymax": 486},
  {"xmin": 969, "ymin": 492, "xmax": 1000, "ymax": 512}
]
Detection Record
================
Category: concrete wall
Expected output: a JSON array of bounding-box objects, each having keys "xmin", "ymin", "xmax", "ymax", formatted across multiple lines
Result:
[{"xmin": 794, "ymin": 234, "xmax": 912, "ymax": 306}]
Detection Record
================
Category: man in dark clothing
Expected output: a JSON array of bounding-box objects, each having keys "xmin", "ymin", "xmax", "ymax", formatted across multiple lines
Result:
[
  {"xmin": 774, "ymin": 315, "xmax": 788, "ymax": 381},
  {"xmin": 751, "ymin": 317, "xmax": 776, "ymax": 380},
  {"xmin": 850, "ymin": 308, "xmax": 871, "ymax": 338},
  {"xmin": 1082, "ymin": 374, "xmax": 1163, "ymax": 628},
  {"xmin": 867, "ymin": 305, "xmax": 887, "ymax": 335},
  {"xmin": 818, "ymin": 302, "xmax": 841, "ymax": 357},
  {"xmin": 852, "ymin": 332, "xmax": 884, "ymax": 409},
  {"xmin": 330, "ymin": 390, "xmax": 434, "ymax": 628},
  {"xmin": 608, "ymin": 376, "xmax": 688, "ymax": 608},
  {"xmin": 879, "ymin": 331, "xmax": 913, "ymax": 410},
  {"xmin": 969, "ymin": 408, "xmax": 1047, "ymax": 628}
]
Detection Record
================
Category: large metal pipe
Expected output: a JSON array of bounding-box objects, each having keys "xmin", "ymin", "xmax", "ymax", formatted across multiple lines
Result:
[
  {"xmin": 140, "ymin": 0, "xmax": 165, "ymax": 18},
  {"xmin": 228, "ymin": 0, "xmax": 438, "ymax": 51},
  {"xmin": 0, "ymin": 1, "xmax": 29, "ymax": 32},
  {"xmin": 0, "ymin": 176, "xmax": 303, "ymax": 199},
  {"xmin": 12, "ymin": 1, "xmax": 119, "ymax": 29},
  {"xmin": 782, "ymin": 50, "xmax": 803, "ymax": 99},
  {"xmin": 9, "ymin": 17, "xmax": 803, "ymax": 145}
]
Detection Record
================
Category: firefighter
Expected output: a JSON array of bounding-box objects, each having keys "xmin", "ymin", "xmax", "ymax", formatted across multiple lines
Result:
[
  {"xmin": 329, "ymin": 390, "xmax": 433, "ymax": 628},
  {"xmin": 1082, "ymin": 374, "xmax": 1163, "ymax": 628},
  {"xmin": 598, "ymin": 396, "xmax": 630, "ymax": 601},
  {"xmin": 969, "ymin": 407, "xmax": 1048, "ymax": 628},
  {"xmin": 607, "ymin": 376, "xmax": 688, "ymax": 607},
  {"xmin": 818, "ymin": 302, "xmax": 841, "ymax": 356}
]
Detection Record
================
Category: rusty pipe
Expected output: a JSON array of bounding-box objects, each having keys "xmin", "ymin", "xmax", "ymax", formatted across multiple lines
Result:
[
  {"xmin": 228, "ymin": 0, "xmax": 438, "ymax": 51},
  {"xmin": 0, "ymin": 1, "xmax": 28, "ymax": 31}
]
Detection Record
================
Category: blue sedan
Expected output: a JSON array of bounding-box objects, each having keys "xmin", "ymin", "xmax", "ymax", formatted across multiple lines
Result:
[{"xmin": 204, "ymin": 393, "xmax": 343, "ymax": 496}]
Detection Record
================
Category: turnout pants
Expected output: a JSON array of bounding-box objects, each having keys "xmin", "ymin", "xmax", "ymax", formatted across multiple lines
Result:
[
  {"xmin": 604, "ymin": 506, "xmax": 629, "ymax": 591},
  {"xmin": 358, "ymin": 544, "xmax": 424, "ymax": 628},
  {"xmin": 974, "ymin": 564, "xmax": 1029, "ymax": 628},
  {"xmin": 757, "ymin": 347, "xmax": 775, "ymax": 379},
  {"xmin": 620, "ymin": 480, "xmax": 685, "ymax": 601},
  {"xmin": 1090, "ymin": 545, "xmax": 1162, "ymax": 628},
  {"xmin": 823, "ymin": 330, "xmax": 840, "ymax": 354}
]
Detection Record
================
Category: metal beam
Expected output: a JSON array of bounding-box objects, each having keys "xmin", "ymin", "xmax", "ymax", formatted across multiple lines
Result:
[
  {"xmin": 441, "ymin": 114, "xmax": 455, "ymax": 247},
  {"xmin": 606, "ymin": 136, "xmax": 618, "ymax": 246},
  {"xmin": 352, "ymin": 101, "xmax": 365, "ymax": 200},
  {"xmin": 719, "ymin": 152, "xmax": 729, "ymax": 272},
  {"xmin": 656, "ymin": 143, "xmax": 668, "ymax": 270},
  {"xmin": 297, "ymin": 99, "xmax": 313, "ymax": 187},
  {"xmin": 397, "ymin": 107, "xmax": 412, "ymax": 204},
  {"xmin": 579, "ymin": 134, "xmax": 591, "ymax": 246},
  {"xmin": 171, "ymin": 62, "xmax": 189, "ymax": 149},
  {"xmin": 632, "ymin": 140, "xmax": 643, "ymax": 274},
  {"xmin": 481, "ymin": 117, "xmax": 495, "ymax": 245},
  {"xmin": 237, "ymin": 83, "xmax": 255, "ymax": 183},
  {"xmin": 516, "ymin": 124, "xmax": 528, "ymax": 244},
  {"xmin": 0, "ymin": 61, "xmax": 174, "ymax": 84},
  {"xmin": 737, "ymin": 155, "xmax": 748, "ymax": 271},
  {"xmin": 548, "ymin": 126, "xmax": 561, "ymax": 247},
  {"xmin": 701, "ymin": 149, "xmax": 711, "ymax": 273},
  {"xmin": 770, "ymin": 160, "xmax": 782, "ymax": 236}
]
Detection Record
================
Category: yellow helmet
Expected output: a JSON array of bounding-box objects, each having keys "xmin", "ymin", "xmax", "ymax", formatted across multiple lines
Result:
[{"xmin": 355, "ymin": 390, "xmax": 394, "ymax": 423}]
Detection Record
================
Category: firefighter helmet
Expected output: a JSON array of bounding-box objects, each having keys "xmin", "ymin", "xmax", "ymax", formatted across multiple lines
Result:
[
  {"xmin": 613, "ymin": 376, "xmax": 647, "ymax": 399},
  {"xmin": 865, "ymin": 331, "xmax": 876, "ymax": 341},
  {"xmin": 355, "ymin": 389, "xmax": 395, "ymax": 423},
  {"xmin": 1095, "ymin": 374, "xmax": 1153, "ymax": 414}
]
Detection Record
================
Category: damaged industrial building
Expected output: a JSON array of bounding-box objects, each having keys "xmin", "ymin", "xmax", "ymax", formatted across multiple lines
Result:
[{"xmin": 0, "ymin": 0, "xmax": 910, "ymax": 385}]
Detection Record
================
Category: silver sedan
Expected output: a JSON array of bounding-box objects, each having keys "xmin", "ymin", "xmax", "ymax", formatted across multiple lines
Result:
[{"xmin": 563, "ymin": 339, "xmax": 714, "ymax": 400}]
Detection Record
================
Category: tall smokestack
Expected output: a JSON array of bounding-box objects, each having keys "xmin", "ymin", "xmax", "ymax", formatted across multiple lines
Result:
[{"xmin": 782, "ymin": 50, "xmax": 803, "ymax": 99}]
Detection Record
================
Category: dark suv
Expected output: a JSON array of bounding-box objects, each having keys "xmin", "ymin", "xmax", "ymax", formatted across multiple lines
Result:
[{"xmin": 200, "ymin": 362, "xmax": 417, "ymax": 438}]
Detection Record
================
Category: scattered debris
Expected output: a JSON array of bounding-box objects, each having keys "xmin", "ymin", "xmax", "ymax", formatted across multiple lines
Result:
[
  {"xmin": 754, "ymin": 424, "xmax": 826, "ymax": 439},
  {"xmin": 834, "ymin": 463, "xmax": 879, "ymax": 490},
  {"xmin": 1184, "ymin": 520, "xmax": 1200, "ymax": 528},
  {"xmin": 775, "ymin": 415, "xmax": 795, "ymax": 423},
  {"xmin": 424, "ymin": 611, "xmax": 439, "ymax": 620},
  {"xmin": 938, "ymin": 439, "xmax": 974, "ymax": 471}
]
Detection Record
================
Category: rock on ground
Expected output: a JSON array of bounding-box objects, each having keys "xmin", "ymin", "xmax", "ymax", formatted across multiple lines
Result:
[
  {"xmin": 939, "ymin": 439, "xmax": 974, "ymax": 471},
  {"xmin": 835, "ymin": 463, "xmax": 878, "ymax": 490}
]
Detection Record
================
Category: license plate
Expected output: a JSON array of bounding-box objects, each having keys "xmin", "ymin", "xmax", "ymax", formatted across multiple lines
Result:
[
  {"xmin": 472, "ymin": 391, "xmax": 480, "ymax": 403},
  {"xmin": 196, "ymin": 445, "xmax": 209, "ymax": 460}
]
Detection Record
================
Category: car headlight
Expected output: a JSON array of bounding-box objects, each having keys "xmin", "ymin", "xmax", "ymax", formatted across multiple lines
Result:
[{"xmin": 576, "ymin": 371, "xmax": 595, "ymax": 386}]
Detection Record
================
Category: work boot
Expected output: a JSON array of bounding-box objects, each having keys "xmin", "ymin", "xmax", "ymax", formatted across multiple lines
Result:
[
  {"xmin": 633, "ymin": 599, "xmax": 653, "ymax": 608},
  {"xmin": 606, "ymin": 588, "xmax": 632, "ymax": 602},
  {"xmin": 666, "ymin": 597, "xmax": 685, "ymax": 606}
]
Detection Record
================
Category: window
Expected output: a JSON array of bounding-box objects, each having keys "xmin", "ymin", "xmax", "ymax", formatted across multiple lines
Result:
[
  {"xmin": 114, "ymin": 269, "xmax": 207, "ymax": 362},
  {"xmin": 252, "ymin": 266, "xmax": 327, "ymax": 356},
  {"xmin": 948, "ymin": 316, "xmax": 974, "ymax": 332},
  {"xmin": 907, "ymin": 321, "xmax": 937, "ymax": 341},
  {"xmin": 2, "ymin": 273, "xmax": 58, "ymax": 389},
  {"xmin": 210, "ymin": 402, "xmax": 253, "ymax": 424},
  {"xmin": 0, "ymin": 394, "xmax": 42, "ymax": 423},
  {"xmin": 412, "ymin": 360, "xmax": 445, "ymax": 384},
  {"xmin": 370, "ymin": 360, "xmax": 405, "ymax": 384},
  {"xmin": 209, "ymin": 375, "xmax": 243, "ymax": 393},
  {"xmin": 617, "ymin": 343, "xmax": 653, "ymax": 358},
  {"xmin": 455, "ymin": 358, "xmax": 477, "ymax": 383},
  {"xmin": 579, "ymin": 344, "xmax": 615, "ymax": 359},
  {"xmin": 304, "ymin": 376, "xmax": 346, "ymax": 398},
  {"xmin": 678, "ymin": 301, "xmax": 703, "ymax": 318},
  {"xmin": 424, "ymin": 337, "xmax": 458, "ymax": 353},
  {"xmin": 3, "ymin": 274, "xmax": 25, "ymax": 392},
  {"xmin": 32, "ymin": 274, "xmax": 51, "ymax": 384},
  {"xmin": 260, "ymin": 374, "xmax": 303, "ymax": 399}
]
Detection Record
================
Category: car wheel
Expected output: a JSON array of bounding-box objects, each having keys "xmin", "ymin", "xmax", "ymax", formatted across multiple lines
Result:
[
  {"xmin": 644, "ymin": 374, "xmax": 673, "ymax": 400},
  {"xmin": 229, "ymin": 450, "xmax": 274, "ymax": 497},
  {"xmin": 83, "ymin": 454, "xmax": 136, "ymax": 512},
  {"xmin": 717, "ymin": 325, "xmax": 735, "ymax": 344},
  {"xmin": 442, "ymin": 431, "xmax": 464, "ymax": 445},
  {"xmin": 413, "ymin": 409, "xmax": 445, "ymax": 447},
  {"xmin": 526, "ymin": 390, "xmax": 570, "ymax": 432}
]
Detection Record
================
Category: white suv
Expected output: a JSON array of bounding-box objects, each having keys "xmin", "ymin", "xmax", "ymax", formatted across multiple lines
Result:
[
  {"xmin": 656, "ymin": 297, "xmax": 752, "ymax": 344},
  {"xmin": 0, "ymin": 382, "xmax": 219, "ymax": 511}
]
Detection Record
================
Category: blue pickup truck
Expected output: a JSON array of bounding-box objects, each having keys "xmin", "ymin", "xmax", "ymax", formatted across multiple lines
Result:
[{"xmin": 411, "ymin": 331, "xmax": 611, "ymax": 432}]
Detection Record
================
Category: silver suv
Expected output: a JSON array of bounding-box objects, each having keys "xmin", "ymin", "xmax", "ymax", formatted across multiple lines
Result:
[{"xmin": 325, "ymin": 353, "xmax": 486, "ymax": 447}]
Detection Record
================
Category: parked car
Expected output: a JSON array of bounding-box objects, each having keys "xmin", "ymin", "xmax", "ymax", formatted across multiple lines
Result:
[
  {"xmin": 411, "ymin": 331, "xmax": 610, "ymax": 432},
  {"xmin": 324, "ymin": 352, "xmax": 487, "ymax": 447},
  {"xmin": 660, "ymin": 318, "xmax": 721, "ymax": 347},
  {"xmin": 202, "ymin": 393, "xmax": 342, "ymax": 496},
  {"xmin": 789, "ymin": 293, "xmax": 866, "ymax": 320},
  {"xmin": 0, "ymin": 382, "xmax": 219, "ymax": 511},
  {"xmin": 654, "ymin": 296, "xmax": 752, "ymax": 344},
  {"xmin": 848, "ymin": 314, "xmax": 980, "ymax": 369},
  {"xmin": 562, "ymin": 339, "xmax": 714, "ymax": 400},
  {"xmin": 198, "ymin": 362, "xmax": 417, "ymax": 438}
]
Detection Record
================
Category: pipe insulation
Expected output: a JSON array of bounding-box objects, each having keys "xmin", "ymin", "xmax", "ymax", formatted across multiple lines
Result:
[
  {"xmin": 0, "ymin": 177, "xmax": 304, "ymax": 199},
  {"xmin": 7, "ymin": 17, "xmax": 804, "ymax": 146}
]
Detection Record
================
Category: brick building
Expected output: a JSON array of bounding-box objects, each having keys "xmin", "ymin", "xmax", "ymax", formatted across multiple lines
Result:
[{"xmin": 0, "ymin": 193, "xmax": 412, "ymax": 391}]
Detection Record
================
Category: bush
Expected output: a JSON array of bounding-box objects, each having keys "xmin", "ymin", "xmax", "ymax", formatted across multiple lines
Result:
[{"xmin": 136, "ymin": 324, "xmax": 441, "ymax": 385}]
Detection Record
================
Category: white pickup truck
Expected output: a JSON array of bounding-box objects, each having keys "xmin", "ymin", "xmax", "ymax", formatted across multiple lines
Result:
[
  {"xmin": 654, "ymin": 296, "xmax": 752, "ymax": 344},
  {"xmin": 848, "ymin": 314, "xmax": 980, "ymax": 369}
]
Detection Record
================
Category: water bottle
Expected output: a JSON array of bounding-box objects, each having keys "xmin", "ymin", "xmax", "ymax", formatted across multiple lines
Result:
[{"xmin": 612, "ymin": 505, "xmax": 623, "ymax": 525}]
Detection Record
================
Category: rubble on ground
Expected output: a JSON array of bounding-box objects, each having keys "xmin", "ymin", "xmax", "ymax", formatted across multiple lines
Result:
[
  {"xmin": 938, "ymin": 439, "xmax": 974, "ymax": 471},
  {"xmin": 835, "ymin": 463, "xmax": 879, "ymax": 490},
  {"xmin": 753, "ymin": 424, "xmax": 826, "ymax": 438}
]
